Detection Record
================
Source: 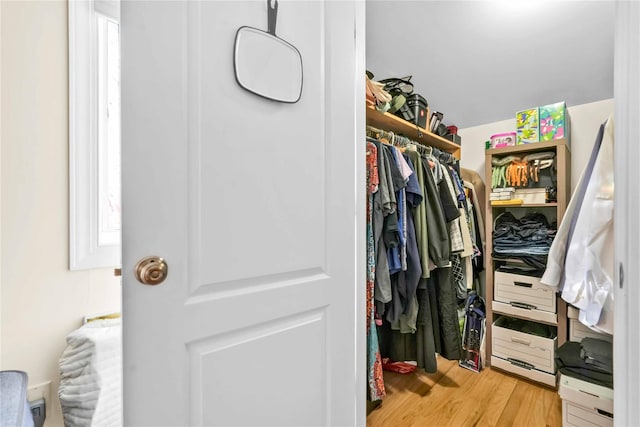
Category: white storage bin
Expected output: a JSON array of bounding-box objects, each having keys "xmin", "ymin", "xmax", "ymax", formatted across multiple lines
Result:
[
  {"xmin": 559, "ymin": 374, "xmax": 613, "ymax": 427},
  {"xmin": 567, "ymin": 306, "xmax": 613, "ymax": 343},
  {"xmin": 492, "ymin": 317, "xmax": 557, "ymax": 376},
  {"xmin": 563, "ymin": 401, "xmax": 613, "ymax": 427},
  {"xmin": 514, "ymin": 188, "xmax": 547, "ymax": 204},
  {"xmin": 493, "ymin": 271, "xmax": 557, "ymax": 324}
]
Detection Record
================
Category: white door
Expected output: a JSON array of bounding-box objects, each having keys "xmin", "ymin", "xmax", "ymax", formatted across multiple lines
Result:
[
  {"xmin": 121, "ymin": 1, "xmax": 365, "ymax": 426},
  {"xmin": 614, "ymin": 1, "xmax": 640, "ymax": 424}
]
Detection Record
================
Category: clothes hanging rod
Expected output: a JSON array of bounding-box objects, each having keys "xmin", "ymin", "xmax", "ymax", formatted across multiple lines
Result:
[{"xmin": 367, "ymin": 125, "xmax": 456, "ymax": 164}]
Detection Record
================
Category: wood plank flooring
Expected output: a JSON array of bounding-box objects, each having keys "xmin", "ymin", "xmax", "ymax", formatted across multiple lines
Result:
[{"xmin": 367, "ymin": 358, "xmax": 562, "ymax": 427}]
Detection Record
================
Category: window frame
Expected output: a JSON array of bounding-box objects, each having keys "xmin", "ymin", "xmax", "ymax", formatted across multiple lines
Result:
[{"xmin": 69, "ymin": 0, "xmax": 120, "ymax": 270}]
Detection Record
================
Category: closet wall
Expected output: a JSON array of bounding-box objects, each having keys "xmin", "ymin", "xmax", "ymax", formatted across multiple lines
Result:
[{"xmin": 459, "ymin": 98, "xmax": 614, "ymax": 191}]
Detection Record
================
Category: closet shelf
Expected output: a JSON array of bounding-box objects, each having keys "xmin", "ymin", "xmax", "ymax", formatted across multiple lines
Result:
[
  {"xmin": 486, "ymin": 138, "xmax": 570, "ymax": 156},
  {"xmin": 366, "ymin": 105, "xmax": 461, "ymax": 158},
  {"xmin": 491, "ymin": 202, "xmax": 558, "ymax": 208}
]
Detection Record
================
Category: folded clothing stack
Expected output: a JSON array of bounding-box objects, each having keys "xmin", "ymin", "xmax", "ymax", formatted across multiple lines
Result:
[
  {"xmin": 555, "ymin": 338, "xmax": 613, "ymax": 388},
  {"xmin": 492, "ymin": 212, "xmax": 557, "ymax": 268}
]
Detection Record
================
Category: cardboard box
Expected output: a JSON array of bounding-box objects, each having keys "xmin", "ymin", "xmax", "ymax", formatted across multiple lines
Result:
[{"xmin": 516, "ymin": 107, "xmax": 540, "ymax": 144}]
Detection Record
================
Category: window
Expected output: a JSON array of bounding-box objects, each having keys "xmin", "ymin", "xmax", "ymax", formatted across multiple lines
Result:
[{"xmin": 69, "ymin": 0, "xmax": 121, "ymax": 270}]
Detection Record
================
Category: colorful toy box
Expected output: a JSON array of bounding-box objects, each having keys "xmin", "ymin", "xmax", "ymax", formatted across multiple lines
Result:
[
  {"xmin": 516, "ymin": 107, "xmax": 539, "ymax": 144},
  {"xmin": 539, "ymin": 101, "xmax": 568, "ymax": 141}
]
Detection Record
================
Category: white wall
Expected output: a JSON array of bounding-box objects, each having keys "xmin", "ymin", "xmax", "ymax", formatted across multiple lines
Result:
[
  {"xmin": 1, "ymin": 2, "xmax": 121, "ymax": 426},
  {"xmin": 459, "ymin": 99, "xmax": 614, "ymax": 192}
]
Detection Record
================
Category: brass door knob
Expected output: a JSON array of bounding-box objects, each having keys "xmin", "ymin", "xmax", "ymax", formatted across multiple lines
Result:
[{"xmin": 134, "ymin": 256, "xmax": 168, "ymax": 285}]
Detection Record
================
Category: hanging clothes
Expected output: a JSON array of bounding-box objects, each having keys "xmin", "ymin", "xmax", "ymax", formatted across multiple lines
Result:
[
  {"xmin": 461, "ymin": 168, "xmax": 486, "ymax": 225},
  {"xmin": 541, "ymin": 121, "xmax": 606, "ymax": 288},
  {"xmin": 463, "ymin": 179, "xmax": 486, "ymax": 298},
  {"xmin": 387, "ymin": 153, "xmax": 423, "ymax": 332},
  {"xmin": 383, "ymin": 145, "xmax": 406, "ymax": 275},
  {"xmin": 406, "ymin": 150, "xmax": 430, "ymax": 278},
  {"xmin": 543, "ymin": 116, "xmax": 614, "ymax": 335},
  {"xmin": 421, "ymin": 155, "xmax": 451, "ymax": 268},
  {"xmin": 430, "ymin": 266, "xmax": 463, "ymax": 360},
  {"xmin": 373, "ymin": 140, "xmax": 393, "ymax": 309},
  {"xmin": 366, "ymin": 142, "xmax": 385, "ymax": 401},
  {"xmin": 364, "ymin": 128, "xmax": 483, "ymax": 383}
]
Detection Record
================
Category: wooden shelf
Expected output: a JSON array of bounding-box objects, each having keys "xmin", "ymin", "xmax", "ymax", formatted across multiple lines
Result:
[
  {"xmin": 491, "ymin": 202, "xmax": 558, "ymax": 208},
  {"xmin": 366, "ymin": 105, "xmax": 461, "ymax": 158},
  {"xmin": 486, "ymin": 138, "xmax": 570, "ymax": 156}
]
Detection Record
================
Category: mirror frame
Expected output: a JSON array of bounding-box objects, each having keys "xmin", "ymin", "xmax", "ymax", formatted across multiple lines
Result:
[{"xmin": 233, "ymin": 26, "xmax": 303, "ymax": 103}]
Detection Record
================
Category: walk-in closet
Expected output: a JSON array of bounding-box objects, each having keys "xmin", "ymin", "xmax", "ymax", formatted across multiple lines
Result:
[
  {"xmin": 4, "ymin": 2, "xmax": 638, "ymax": 426},
  {"xmin": 364, "ymin": 2, "xmax": 615, "ymax": 426}
]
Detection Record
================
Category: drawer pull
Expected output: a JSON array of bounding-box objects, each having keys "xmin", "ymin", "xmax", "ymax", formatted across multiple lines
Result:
[
  {"xmin": 578, "ymin": 389, "xmax": 600, "ymax": 398},
  {"xmin": 511, "ymin": 337, "xmax": 531, "ymax": 346},
  {"xmin": 510, "ymin": 301, "xmax": 537, "ymax": 310},
  {"xmin": 514, "ymin": 281, "xmax": 533, "ymax": 288},
  {"xmin": 507, "ymin": 358, "xmax": 534, "ymax": 370},
  {"xmin": 596, "ymin": 409, "xmax": 614, "ymax": 419}
]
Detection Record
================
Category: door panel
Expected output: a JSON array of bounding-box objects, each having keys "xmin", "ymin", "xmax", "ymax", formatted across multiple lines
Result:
[
  {"xmin": 194, "ymin": 1, "xmax": 326, "ymax": 288},
  {"xmin": 121, "ymin": 1, "xmax": 364, "ymax": 425},
  {"xmin": 189, "ymin": 309, "xmax": 326, "ymax": 426}
]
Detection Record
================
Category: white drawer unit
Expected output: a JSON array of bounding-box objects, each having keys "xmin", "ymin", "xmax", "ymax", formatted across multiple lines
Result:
[
  {"xmin": 567, "ymin": 306, "xmax": 613, "ymax": 343},
  {"xmin": 493, "ymin": 271, "xmax": 557, "ymax": 324},
  {"xmin": 559, "ymin": 374, "xmax": 613, "ymax": 427},
  {"xmin": 492, "ymin": 317, "xmax": 557, "ymax": 380},
  {"xmin": 562, "ymin": 401, "xmax": 613, "ymax": 427}
]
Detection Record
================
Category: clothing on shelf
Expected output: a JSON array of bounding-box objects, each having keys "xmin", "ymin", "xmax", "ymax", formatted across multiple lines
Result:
[
  {"xmin": 365, "ymin": 126, "xmax": 484, "ymax": 401},
  {"xmin": 555, "ymin": 339, "xmax": 613, "ymax": 388},
  {"xmin": 492, "ymin": 211, "xmax": 557, "ymax": 271}
]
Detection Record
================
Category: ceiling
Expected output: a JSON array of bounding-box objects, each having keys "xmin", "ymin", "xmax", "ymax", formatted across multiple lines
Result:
[{"xmin": 366, "ymin": 1, "xmax": 615, "ymax": 129}]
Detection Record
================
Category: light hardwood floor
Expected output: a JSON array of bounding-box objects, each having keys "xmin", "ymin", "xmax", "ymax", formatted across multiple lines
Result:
[{"xmin": 367, "ymin": 358, "xmax": 562, "ymax": 427}]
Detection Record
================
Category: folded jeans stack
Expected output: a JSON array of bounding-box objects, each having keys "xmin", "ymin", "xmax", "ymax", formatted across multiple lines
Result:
[{"xmin": 492, "ymin": 212, "xmax": 556, "ymax": 268}]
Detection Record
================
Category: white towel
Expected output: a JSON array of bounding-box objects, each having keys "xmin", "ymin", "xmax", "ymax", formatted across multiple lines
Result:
[{"xmin": 58, "ymin": 319, "xmax": 122, "ymax": 427}]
